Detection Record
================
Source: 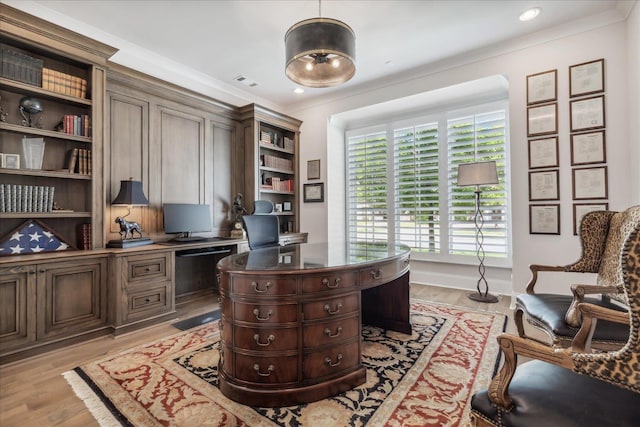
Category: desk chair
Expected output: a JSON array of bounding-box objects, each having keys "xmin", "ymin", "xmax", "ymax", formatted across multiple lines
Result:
[{"xmin": 242, "ymin": 200, "xmax": 280, "ymax": 249}]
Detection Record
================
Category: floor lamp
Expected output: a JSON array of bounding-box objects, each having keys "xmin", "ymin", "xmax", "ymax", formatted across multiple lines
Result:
[{"xmin": 457, "ymin": 161, "xmax": 499, "ymax": 303}]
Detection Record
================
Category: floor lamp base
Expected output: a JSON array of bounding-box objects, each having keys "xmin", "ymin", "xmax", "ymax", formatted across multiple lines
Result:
[{"xmin": 468, "ymin": 292, "xmax": 499, "ymax": 303}]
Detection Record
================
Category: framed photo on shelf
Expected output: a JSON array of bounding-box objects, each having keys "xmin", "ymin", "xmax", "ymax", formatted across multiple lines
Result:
[
  {"xmin": 573, "ymin": 203, "xmax": 609, "ymax": 235},
  {"xmin": 3, "ymin": 153, "xmax": 20, "ymax": 169},
  {"xmin": 303, "ymin": 182, "xmax": 324, "ymax": 203},
  {"xmin": 283, "ymin": 201, "xmax": 292, "ymax": 212},
  {"xmin": 307, "ymin": 159, "xmax": 321, "ymax": 180},
  {"xmin": 570, "ymin": 131, "xmax": 606, "ymax": 165},
  {"xmin": 528, "ymin": 137, "xmax": 558, "ymax": 169},
  {"xmin": 529, "ymin": 169, "xmax": 559, "ymax": 201},
  {"xmin": 570, "ymin": 58, "xmax": 604, "ymax": 98},
  {"xmin": 527, "ymin": 103, "xmax": 557, "ymax": 137},
  {"xmin": 274, "ymin": 203, "xmax": 283, "ymax": 213},
  {"xmin": 529, "ymin": 204, "xmax": 560, "ymax": 235},
  {"xmin": 570, "ymin": 95, "xmax": 605, "ymax": 132},
  {"xmin": 572, "ymin": 166, "xmax": 608, "ymax": 200},
  {"xmin": 527, "ymin": 69, "xmax": 557, "ymax": 105}
]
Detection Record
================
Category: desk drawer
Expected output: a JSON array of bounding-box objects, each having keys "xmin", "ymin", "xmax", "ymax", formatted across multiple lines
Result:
[
  {"xmin": 303, "ymin": 315, "xmax": 359, "ymax": 348},
  {"xmin": 301, "ymin": 272, "xmax": 357, "ymax": 294},
  {"xmin": 232, "ymin": 276, "xmax": 297, "ymax": 297},
  {"xmin": 303, "ymin": 339, "xmax": 359, "ymax": 380},
  {"xmin": 125, "ymin": 253, "xmax": 171, "ymax": 285},
  {"xmin": 359, "ymin": 257, "xmax": 409, "ymax": 289},
  {"xmin": 235, "ymin": 353, "xmax": 298, "ymax": 384},
  {"xmin": 233, "ymin": 302, "xmax": 298, "ymax": 324},
  {"xmin": 124, "ymin": 281, "xmax": 172, "ymax": 321},
  {"xmin": 233, "ymin": 325, "xmax": 298, "ymax": 351},
  {"xmin": 302, "ymin": 293, "xmax": 359, "ymax": 321}
]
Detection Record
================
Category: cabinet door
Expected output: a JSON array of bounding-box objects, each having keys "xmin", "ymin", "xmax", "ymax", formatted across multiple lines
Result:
[
  {"xmin": 0, "ymin": 265, "xmax": 36, "ymax": 351},
  {"xmin": 36, "ymin": 257, "xmax": 108, "ymax": 340}
]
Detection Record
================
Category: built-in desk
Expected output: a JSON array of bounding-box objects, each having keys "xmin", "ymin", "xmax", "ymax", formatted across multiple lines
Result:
[{"xmin": 217, "ymin": 241, "xmax": 411, "ymax": 407}]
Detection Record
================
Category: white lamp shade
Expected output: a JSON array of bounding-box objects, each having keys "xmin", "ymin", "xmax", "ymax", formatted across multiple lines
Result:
[{"xmin": 457, "ymin": 161, "xmax": 499, "ymax": 187}]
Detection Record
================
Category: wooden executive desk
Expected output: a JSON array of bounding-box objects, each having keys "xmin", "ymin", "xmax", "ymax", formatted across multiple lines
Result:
[{"xmin": 216, "ymin": 241, "xmax": 411, "ymax": 407}]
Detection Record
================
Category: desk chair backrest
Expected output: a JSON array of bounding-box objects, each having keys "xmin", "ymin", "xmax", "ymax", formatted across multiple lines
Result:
[{"xmin": 242, "ymin": 200, "xmax": 280, "ymax": 250}]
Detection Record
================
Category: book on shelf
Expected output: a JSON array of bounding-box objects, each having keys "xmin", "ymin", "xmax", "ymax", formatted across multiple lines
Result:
[
  {"xmin": 0, "ymin": 46, "xmax": 43, "ymax": 87},
  {"xmin": 76, "ymin": 223, "xmax": 92, "ymax": 250},
  {"xmin": 41, "ymin": 67, "xmax": 87, "ymax": 98},
  {"xmin": 0, "ymin": 184, "xmax": 55, "ymax": 213}
]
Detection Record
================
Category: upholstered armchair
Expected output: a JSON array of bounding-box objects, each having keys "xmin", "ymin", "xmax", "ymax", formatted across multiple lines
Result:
[
  {"xmin": 514, "ymin": 206, "xmax": 640, "ymax": 350},
  {"xmin": 469, "ymin": 224, "xmax": 640, "ymax": 427}
]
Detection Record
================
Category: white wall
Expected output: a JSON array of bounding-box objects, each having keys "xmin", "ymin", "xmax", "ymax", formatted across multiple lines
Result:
[
  {"xmin": 288, "ymin": 17, "xmax": 637, "ymax": 297},
  {"xmin": 629, "ymin": 2, "xmax": 640, "ymax": 204}
]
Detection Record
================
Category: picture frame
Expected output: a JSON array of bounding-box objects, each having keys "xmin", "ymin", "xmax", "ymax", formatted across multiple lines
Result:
[
  {"xmin": 570, "ymin": 131, "xmax": 606, "ymax": 165},
  {"xmin": 527, "ymin": 69, "xmax": 557, "ymax": 105},
  {"xmin": 573, "ymin": 202, "xmax": 609, "ymax": 235},
  {"xmin": 274, "ymin": 203, "xmax": 283, "ymax": 213},
  {"xmin": 570, "ymin": 58, "xmax": 604, "ymax": 98},
  {"xmin": 529, "ymin": 169, "xmax": 559, "ymax": 201},
  {"xmin": 529, "ymin": 204, "xmax": 560, "ymax": 235},
  {"xmin": 572, "ymin": 166, "xmax": 608, "ymax": 200},
  {"xmin": 303, "ymin": 182, "xmax": 324, "ymax": 203},
  {"xmin": 3, "ymin": 153, "xmax": 20, "ymax": 169},
  {"xmin": 307, "ymin": 159, "xmax": 321, "ymax": 180},
  {"xmin": 570, "ymin": 95, "xmax": 605, "ymax": 132},
  {"xmin": 528, "ymin": 137, "xmax": 559, "ymax": 169},
  {"xmin": 283, "ymin": 201, "xmax": 292, "ymax": 212},
  {"xmin": 0, "ymin": 153, "xmax": 4, "ymax": 168},
  {"xmin": 527, "ymin": 103, "xmax": 557, "ymax": 137}
]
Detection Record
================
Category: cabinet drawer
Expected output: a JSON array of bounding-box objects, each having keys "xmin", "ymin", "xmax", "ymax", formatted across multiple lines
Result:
[
  {"xmin": 235, "ymin": 353, "xmax": 298, "ymax": 384},
  {"xmin": 233, "ymin": 325, "xmax": 298, "ymax": 351},
  {"xmin": 301, "ymin": 272, "xmax": 357, "ymax": 294},
  {"xmin": 359, "ymin": 257, "xmax": 409, "ymax": 289},
  {"xmin": 233, "ymin": 302, "xmax": 298, "ymax": 324},
  {"xmin": 232, "ymin": 276, "xmax": 297, "ymax": 297},
  {"xmin": 303, "ymin": 315, "xmax": 359, "ymax": 348},
  {"xmin": 302, "ymin": 293, "xmax": 359, "ymax": 321},
  {"xmin": 303, "ymin": 340, "xmax": 359, "ymax": 379},
  {"xmin": 125, "ymin": 253, "xmax": 171, "ymax": 284},
  {"xmin": 125, "ymin": 282, "xmax": 172, "ymax": 321}
]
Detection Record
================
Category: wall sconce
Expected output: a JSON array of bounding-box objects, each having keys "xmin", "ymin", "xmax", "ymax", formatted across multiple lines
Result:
[{"xmin": 106, "ymin": 178, "xmax": 153, "ymax": 248}]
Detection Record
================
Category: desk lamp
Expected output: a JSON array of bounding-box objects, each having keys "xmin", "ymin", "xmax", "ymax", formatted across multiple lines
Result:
[
  {"xmin": 107, "ymin": 178, "xmax": 153, "ymax": 248},
  {"xmin": 457, "ymin": 161, "xmax": 499, "ymax": 303}
]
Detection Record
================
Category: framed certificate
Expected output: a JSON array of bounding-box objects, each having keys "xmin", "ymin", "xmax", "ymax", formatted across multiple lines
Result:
[
  {"xmin": 529, "ymin": 169, "xmax": 559, "ymax": 201},
  {"xmin": 307, "ymin": 159, "xmax": 320, "ymax": 180},
  {"xmin": 527, "ymin": 69, "xmax": 557, "ymax": 105},
  {"xmin": 572, "ymin": 166, "xmax": 608, "ymax": 200},
  {"xmin": 528, "ymin": 137, "xmax": 559, "ymax": 169},
  {"xmin": 570, "ymin": 131, "xmax": 606, "ymax": 165},
  {"xmin": 527, "ymin": 103, "xmax": 557, "ymax": 137},
  {"xmin": 573, "ymin": 203, "xmax": 608, "ymax": 235},
  {"xmin": 530, "ymin": 204, "xmax": 560, "ymax": 235},
  {"xmin": 570, "ymin": 58, "xmax": 604, "ymax": 98},
  {"xmin": 303, "ymin": 182, "xmax": 324, "ymax": 202},
  {"xmin": 570, "ymin": 95, "xmax": 605, "ymax": 132}
]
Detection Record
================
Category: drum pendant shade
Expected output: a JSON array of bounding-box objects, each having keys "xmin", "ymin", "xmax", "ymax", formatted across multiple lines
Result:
[{"xmin": 285, "ymin": 17, "xmax": 356, "ymax": 88}]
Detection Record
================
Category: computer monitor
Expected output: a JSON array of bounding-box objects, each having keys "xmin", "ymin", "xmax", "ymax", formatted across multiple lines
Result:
[{"xmin": 163, "ymin": 203, "xmax": 212, "ymax": 242}]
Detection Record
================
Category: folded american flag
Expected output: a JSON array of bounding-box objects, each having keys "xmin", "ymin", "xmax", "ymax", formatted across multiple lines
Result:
[{"xmin": 0, "ymin": 220, "xmax": 73, "ymax": 255}]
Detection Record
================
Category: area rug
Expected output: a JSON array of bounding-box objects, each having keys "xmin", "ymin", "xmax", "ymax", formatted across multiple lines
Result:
[
  {"xmin": 63, "ymin": 300, "xmax": 506, "ymax": 427},
  {"xmin": 171, "ymin": 310, "xmax": 220, "ymax": 331}
]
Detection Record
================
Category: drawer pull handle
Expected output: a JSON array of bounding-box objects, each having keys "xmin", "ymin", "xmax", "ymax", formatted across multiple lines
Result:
[
  {"xmin": 370, "ymin": 269, "xmax": 382, "ymax": 280},
  {"xmin": 145, "ymin": 298, "xmax": 151, "ymax": 303},
  {"xmin": 252, "ymin": 281, "xmax": 272, "ymax": 293},
  {"xmin": 254, "ymin": 363, "xmax": 275, "ymax": 377},
  {"xmin": 325, "ymin": 354, "xmax": 343, "ymax": 367},
  {"xmin": 324, "ymin": 326, "xmax": 342, "ymax": 338},
  {"xmin": 322, "ymin": 277, "xmax": 341, "ymax": 289},
  {"xmin": 145, "ymin": 267, "xmax": 151, "ymax": 272},
  {"xmin": 324, "ymin": 303, "xmax": 342, "ymax": 315},
  {"xmin": 254, "ymin": 334, "xmax": 276, "ymax": 346},
  {"xmin": 253, "ymin": 308, "xmax": 273, "ymax": 321}
]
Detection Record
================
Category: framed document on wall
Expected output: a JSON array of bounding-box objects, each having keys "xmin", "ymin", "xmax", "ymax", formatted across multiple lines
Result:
[
  {"xmin": 528, "ymin": 137, "xmax": 559, "ymax": 169},
  {"xmin": 570, "ymin": 131, "xmax": 606, "ymax": 165},
  {"xmin": 529, "ymin": 169, "xmax": 559, "ymax": 201},
  {"xmin": 527, "ymin": 103, "xmax": 557, "ymax": 137},
  {"xmin": 527, "ymin": 69, "xmax": 557, "ymax": 105},
  {"xmin": 572, "ymin": 166, "xmax": 608, "ymax": 200},
  {"xmin": 570, "ymin": 58, "xmax": 604, "ymax": 98},
  {"xmin": 530, "ymin": 204, "xmax": 560, "ymax": 235},
  {"xmin": 570, "ymin": 95, "xmax": 605, "ymax": 132}
]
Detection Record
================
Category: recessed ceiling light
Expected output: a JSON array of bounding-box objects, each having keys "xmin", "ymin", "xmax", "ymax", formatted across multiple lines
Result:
[
  {"xmin": 519, "ymin": 7, "xmax": 541, "ymax": 21},
  {"xmin": 294, "ymin": 87, "xmax": 304, "ymax": 94}
]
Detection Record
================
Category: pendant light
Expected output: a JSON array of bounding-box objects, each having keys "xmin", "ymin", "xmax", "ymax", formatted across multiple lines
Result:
[{"xmin": 285, "ymin": 0, "xmax": 356, "ymax": 88}]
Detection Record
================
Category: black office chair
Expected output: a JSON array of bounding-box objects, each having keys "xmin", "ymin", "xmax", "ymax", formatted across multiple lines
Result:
[{"xmin": 242, "ymin": 200, "xmax": 280, "ymax": 249}]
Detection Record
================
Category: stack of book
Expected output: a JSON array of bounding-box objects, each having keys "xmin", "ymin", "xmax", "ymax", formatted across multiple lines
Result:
[
  {"xmin": 64, "ymin": 148, "xmax": 92, "ymax": 175},
  {"xmin": 260, "ymin": 131, "xmax": 272, "ymax": 145},
  {"xmin": 261, "ymin": 177, "xmax": 294, "ymax": 192},
  {"xmin": 55, "ymin": 114, "xmax": 91, "ymax": 137},
  {"xmin": 0, "ymin": 184, "xmax": 55, "ymax": 213},
  {"xmin": 260, "ymin": 154, "xmax": 293, "ymax": 172},
  {"xmin": 283, "ymin": 137, "xmax": 294, "ymax": 151},
  {"xmin": 0, "ymin": 47, "xmax": 43, "ymax": 87},
  {"xmin": 42, "ymin": 68, "xmax": 87, "ymax": 98}
]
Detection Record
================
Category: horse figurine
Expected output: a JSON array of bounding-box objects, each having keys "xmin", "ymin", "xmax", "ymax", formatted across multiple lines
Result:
[{"xmin": 115, "ymin": 216, "xmax": 143, "ymax": 240}]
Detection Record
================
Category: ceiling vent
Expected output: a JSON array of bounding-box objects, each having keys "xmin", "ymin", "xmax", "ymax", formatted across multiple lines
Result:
[{"xmin": 233, "ymin": 75, "xmax": 260, "ymax": 87}]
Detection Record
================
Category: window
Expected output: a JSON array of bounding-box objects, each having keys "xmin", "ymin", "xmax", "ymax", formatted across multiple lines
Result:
[{"xmin": 346, "ymin": 101, "xmax": 510, "ymax": 264}]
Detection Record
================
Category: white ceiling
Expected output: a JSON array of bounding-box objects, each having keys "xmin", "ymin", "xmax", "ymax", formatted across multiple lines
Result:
[{"xmin": 4, "ymin": 1, "xmax": 634, "ymax": 110}]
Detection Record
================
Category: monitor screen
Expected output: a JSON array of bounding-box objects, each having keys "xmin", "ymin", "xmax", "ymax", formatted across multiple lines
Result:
[{"xmin": 163, "ymin": 203, "xmax": 212, "ymax": 241}]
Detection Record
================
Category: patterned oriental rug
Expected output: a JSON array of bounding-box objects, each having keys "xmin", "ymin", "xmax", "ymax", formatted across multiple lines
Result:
[{"xmin": 63, "ymin": 300, "xmax": 506, "ymax": 427}]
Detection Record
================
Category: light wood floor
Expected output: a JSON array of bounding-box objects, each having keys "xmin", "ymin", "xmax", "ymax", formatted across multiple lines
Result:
[{"xmin": 0, "ymin": 284, "xmax": 514, "ymax": 427}]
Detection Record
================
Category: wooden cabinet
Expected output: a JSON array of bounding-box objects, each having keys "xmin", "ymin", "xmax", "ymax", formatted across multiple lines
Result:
[
  {"xmin": 239, "ymin": 104, "xmax": 302, "ymax": 235},
  {"xmin": 0, "ymin": 5, "xmax": 116, "ymax": 250},
  {"xmin": 0, "ymin": 254, "xmax": 109, "ymax": 363}
]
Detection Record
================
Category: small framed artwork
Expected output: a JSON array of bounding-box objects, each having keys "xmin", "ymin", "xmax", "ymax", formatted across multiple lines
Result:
[
  {"xmin": 530, "ymin": 204, "xmax": 560, "ymax": 235},
  {"xmin": 283, "ymin": 201, "xmax": 292, "ymax": 211},
  {"xmin": 573, "ymin": 203, "xmax": 609, "ymax": 235},
  {"xmin": 529, "ymin": 169, "xmax": 559, "ymax": 201},
  {"xmin": 570, "ymin": 131, "xmax": 606, "ymax": 165},
  {"xmin": 570, "ymin": 95, "xmax": 605, "ymax": 132},
  {"xmin": 304, "ymin": 182, "xmax": 324, "ymax": 203},
  {"xmin": 274, "ymin": 203, "xmax": 283, "ymax": 213},
  {"xmin": 570, "ymin": 58, "xmax": 604, "ymax": 98},
  {"xmin": 527, "ymin": 103, "xmax": 557, "ymax": 137},
  {"xmin": 527, "ymin": 69, "xmax": 557, "ymax": 105},
  {"xmin": 307, "ymin": 159, "xmax": 321, "ymax": 180},
  {"xmin": 572, "ymin": 166, "xmax": 608, "ymax": 200},
  {"xmin": 528, "ymin": 137, "xmax": 559, "ymax": 169},
  {"xmin": 3, "ymin": 153, "xmax": 20, "ymax": 169}
]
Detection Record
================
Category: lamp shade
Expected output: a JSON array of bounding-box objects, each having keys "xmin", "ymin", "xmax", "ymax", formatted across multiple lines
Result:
[
  {"xmin": 111, "ymin": 179, "xmax": 149, "ymax": 206},
  {"xmin": 285, "ymin": 17, "xmax": 356, "ymax": 88},
  {"xmin": 457, "ymin": 161, "xmax": 499, "ymax": 187}
]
